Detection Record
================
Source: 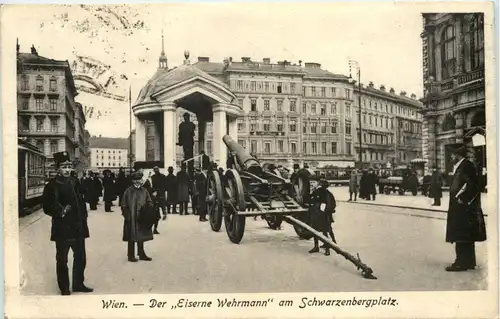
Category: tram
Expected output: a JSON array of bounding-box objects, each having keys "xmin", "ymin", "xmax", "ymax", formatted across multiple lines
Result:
[{"xmin": 18, "ymin": 138, "xmax": 47, "ymax": 215}]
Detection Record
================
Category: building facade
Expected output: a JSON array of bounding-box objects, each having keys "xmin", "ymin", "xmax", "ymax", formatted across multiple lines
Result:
[
  {"xmin": 74, "ymin": 102, "xmax": 90, "ymax": 173},
  {"xmin": 89, "ymin": 136, "xmax": 130, "ymax": 170},
  {"xmin": 17, "ymin": 43, "xmax": 81, "ymax": 170},
  {"xmin": 420, "ymin": 13, "xmax": 485, "ymax": 175},
  {"xmin": 353, "ymin": 82, "xmax": 423, "ymax": 168}
]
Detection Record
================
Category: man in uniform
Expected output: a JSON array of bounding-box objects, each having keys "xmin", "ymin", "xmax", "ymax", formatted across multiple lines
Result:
[
  {"xmin": 42, "ymin": 152, "xmax": 93, "ymax": 295},
  {"xmin": 445, "ymin": 145, "xmax": 486, "ymax": 271},
  {"xmin": 177, "ymin": 112, "xmax": 196, "ymax": 177}
]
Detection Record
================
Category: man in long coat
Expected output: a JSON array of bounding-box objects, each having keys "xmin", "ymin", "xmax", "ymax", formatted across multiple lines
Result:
[
  {"xmin": 42, "ymin": 152, "xmax": 93, "ymax": 295},
  {"xmin": 165, "ymin": 166, "xmax": 178, "ymax": 214},
  {"xmin": 151, "ymin": 166, "xmax": 168, "ymax": 220},
  {"xmin": 115, "ymin": 167, "xmax": 128, "ymax": 205},
  {"xmin": 348, "ymin": 169, "xmax": 358, "ymax": 201},
  {"xmin": 446, "ymin": 145, "xmax": 486, "ymax": 271},
  {"xmin": 177, "ymin": 113, "xmax": 196, "ymax": 177},
  {"xmin": 177, "ymin": 162, "xmax": 191, "ymax": 215},
  {"xmin": 429, "ymin": 168, "xmax": 443, "ymax": 206},
  {"xmin": 121, "ymin": 171, "xmax": 154, "ymax": 262},
  {"xmin": 102, "ymin": 171, "xmax": 115, "ymax": 212},
  {"xmin": 308, "ymin": 177, "xmax": 337, "ymax": 256},
  {"xmin": 194, "ymin": 168, "xmax": 208, "ymax": 222}
]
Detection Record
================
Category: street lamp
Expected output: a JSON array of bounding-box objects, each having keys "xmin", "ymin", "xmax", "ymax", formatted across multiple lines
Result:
[{"xmin": 348, "ymin": 60, "xmax": 363, "ymax": 167}]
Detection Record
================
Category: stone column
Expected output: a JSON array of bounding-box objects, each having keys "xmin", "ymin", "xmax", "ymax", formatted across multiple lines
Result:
[
  {"xmin": 163, "ymin": 102, "xmax": 177, "ymax": 169},
  {"xmin": 212, "ymin": 104, "xmax": 228, "ymax": 169},
  {"xmin": 228, "ymin": 116, "xmax": 238, "ymax": 141},
  {"xmin": 454, "ymin": 112, "xmax": 465, "ymax": 144},
  {"xmin": 154, "ymin": 120, "xmax": 161, "ymax": 161},
  {"xmin": 198, "ymin": 120, "xmax": 206, "ymax": 153},
  {"xmin": 135, "ymin": 116, "xmax": 146, "ymax": 161}
]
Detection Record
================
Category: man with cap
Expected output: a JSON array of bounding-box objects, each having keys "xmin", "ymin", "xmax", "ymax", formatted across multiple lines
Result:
[
  {"xmin": 120, "ymin": 171, "xmax": 155, "ymax": 262},
  {"xmin": 151, "ymin": 166, "xmax": 168, "ymax": 220},
  {"xmin": 177, "ymin": 112, "xmax": 196, "ymax": 177},
  {"xmin": 42, "ymin": 151, "xmax": 93, "ymax": 295},
  {"xmin": 445, "ymin": 144, "xmax": 486, "ymax": 271}
]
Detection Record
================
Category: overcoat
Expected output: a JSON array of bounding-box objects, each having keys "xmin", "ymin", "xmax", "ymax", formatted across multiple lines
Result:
[
  {"xmin": 115, "ymin": 172, "xmax": 129, "ymax": 199},
  {"xmin": 121, "ymin": 186, "xmax": 154, "ymax": 242},
  {"xmin": 42, "ymin": 174, "xmax": 90, "ymax": 242},
  {"xmin": 359, "ymin": 171, "xmax": 368, "ymax": 198},
  {"xmin": 195, "ymin": 172, "xmax": 208, "ymax": 213},
  {"xmin": 177, "ymin": 170, "xmax": 190, "ymax": 202},
  {"xmin": 151, "ymin": 173, "xmax": 167, "ymax": 200},
  {"xmin": 309, "ymin": 186, "xmax": 336, "ymax": 233},
  {"xmin": 348, "ymin": 173, "xmax": 358, "ymax": 193},
  {"xmin": 102, "ymin": 175, "xmax": 116, "ymax": 202},
  {"xmin": 165, "ymin": 173, "xmax": 178, "ymax": 205},
  {"xmin": 446, "ymin": 159, "xmax": 486, "ymax": 243},
  {"xmin": 429, "ymin": 171, "xmax": 443, "ymax": 199}
]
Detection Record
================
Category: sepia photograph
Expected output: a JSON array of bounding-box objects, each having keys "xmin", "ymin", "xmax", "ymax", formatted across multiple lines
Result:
[{"xmin": 1, "ymin": 2, "xmax": 497, "ymax": 318}]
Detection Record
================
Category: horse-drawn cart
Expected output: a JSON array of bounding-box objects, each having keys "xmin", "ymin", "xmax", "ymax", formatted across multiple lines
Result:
[{"xmin": 200, "ymin": 135, "xmax": 377, "ymax": 279}]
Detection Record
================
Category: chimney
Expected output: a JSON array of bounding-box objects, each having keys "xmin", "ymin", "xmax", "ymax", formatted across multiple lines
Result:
[
  {"xmin": 298, "ymin": 60, "xmax": 302, "ymax": 66},
  {"xmin": 241, "ymin": 57, "xmax": 251, "ymax": 62},
  {"xmin": 411, "ymin": 93, "xmax": 416, "ymax": 99},
  {"xmin": 304, "ymin": 62, "xmax": 321, "ymax": 68},
  {"xmin": 368, "ymin": 81, "xmax": 374, "ymax": 88},
  {"xmin": 390, "ymin": 87, "xmax": 395, "ymax": 94},
  {"xmin": 380, "ymin": 85, "xmax": 386, "ymax": 91},
  {"xmin": 263, "ymin": 58, "xmax": 270, "ymax": 64},
  {"xmin": 198, "ymin": 57, "xmax": 210, "ymax": 63},
  {"xmin": 30, "ymin": 45, "xmax": 38, "ymax": 55},
  {"xmin": 400, "ymin": 91, "xmax": 407, "ymax": 96}
]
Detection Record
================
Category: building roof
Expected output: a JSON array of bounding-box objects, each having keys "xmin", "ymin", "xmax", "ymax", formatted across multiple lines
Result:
[
  {"xmin": 134, "ymin": 64, "xmax": 230, "ymax": 106},
  {"xmin": 359, "ymin": 85, "xmax": 423, "ymax": 108},
  {"xmin": 89, "ymin": 137, "xmax": 129, "ymax": 150}
]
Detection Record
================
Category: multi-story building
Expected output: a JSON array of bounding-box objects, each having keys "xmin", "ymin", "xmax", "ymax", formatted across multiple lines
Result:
[
  {"xmin": 420, "ymin": 13, "xmax": 485, "ymax": 176},
  {"xmin": 353, "ymin": 82, "xmax": 423, "ymax": 168},
  {"xmin": 17, "ymin": 43, "xmax": 80, "ymax": 170},
  {"xmin": 73, "ymin": 102, "xmax": 90, "ymax": 173},
  {"xmin": 89, "ymin": 136, "xmax": 130, "ymax": 170}
]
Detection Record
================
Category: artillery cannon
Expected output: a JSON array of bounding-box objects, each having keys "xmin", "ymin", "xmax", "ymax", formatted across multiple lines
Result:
[{"xmin": 203, "ymin": 135, "xmax": 377, "ymax": 280}]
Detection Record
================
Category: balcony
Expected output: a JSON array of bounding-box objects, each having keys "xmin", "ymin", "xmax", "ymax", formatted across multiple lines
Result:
[{"xmin": 457, "ymin": 69, "xmax": 484, "ymax": 85}]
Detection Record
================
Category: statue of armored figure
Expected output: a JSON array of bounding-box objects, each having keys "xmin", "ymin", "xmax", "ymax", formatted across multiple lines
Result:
[{"xmin": 177, "ymin": 112, "xmax": 196, "ymax": 178}]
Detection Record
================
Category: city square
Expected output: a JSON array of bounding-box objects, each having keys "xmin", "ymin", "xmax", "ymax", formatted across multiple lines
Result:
[{"xmin": 8, "ymin": 4, "xmax": 492, "ymax": 305}]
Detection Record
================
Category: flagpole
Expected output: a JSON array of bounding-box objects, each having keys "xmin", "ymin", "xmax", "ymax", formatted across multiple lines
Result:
[{"xmin": 129, "ymin": 85, "xmax": 133, "ymax": 174}]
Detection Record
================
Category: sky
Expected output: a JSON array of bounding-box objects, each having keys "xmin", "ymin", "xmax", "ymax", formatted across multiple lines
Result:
[{"xmin": 7, "ymin": 3, "xmax": 425, "ymax": 138}]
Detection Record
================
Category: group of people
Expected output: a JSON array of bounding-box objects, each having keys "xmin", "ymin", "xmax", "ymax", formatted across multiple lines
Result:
[{"xmin": 347, "ymin": 168, "xmax": 379, "ymax": 201}]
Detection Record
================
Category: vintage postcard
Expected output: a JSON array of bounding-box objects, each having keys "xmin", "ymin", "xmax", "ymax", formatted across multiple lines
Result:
[{"xmin": 1, "ymin": 2, "xmax": 497, "ymax": 318}]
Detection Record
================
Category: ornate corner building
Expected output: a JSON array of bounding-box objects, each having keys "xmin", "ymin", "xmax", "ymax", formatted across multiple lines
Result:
[{"xmin": 420, "ymin": 13, "xmax": 485, "ymax": 175}]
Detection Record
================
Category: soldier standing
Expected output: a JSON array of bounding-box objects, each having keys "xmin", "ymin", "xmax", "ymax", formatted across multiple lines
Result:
[{"xmin": 42, "ymin": 152, "xmax": 93, "ymax": 295}]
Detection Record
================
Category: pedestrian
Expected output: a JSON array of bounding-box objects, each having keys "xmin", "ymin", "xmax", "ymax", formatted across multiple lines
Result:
[
  {"xmin": 407, "ymin": 171, "xmax": 419, "ymax": 196},
  {"xmin": 308, "ymin": 177, "xmax": 337, "ymax": 256},
  {"xmin": 348, "ymin": 169, "xmax": 358, "ymax": 201},
  {"xmin": 93, "ymin": 172, "xmax": 103, "ymax": 207},
  {"xmin": 115, "ymin": 167, "xmax": 128, "ymax": 205},
  {"xmin": 151, "ymin": 166, "xmax": 168, "ymax": 220},
  {"xmin": 201, "ymin": 150, "xmax": 210, "ymax": 170},
  {"xmin": 142, "ymin": 171, "xmax": 161, "ymax": 234},
  {"xmin": 445, "ymin": 145, "xmax": 486, "ymax": 272},
  {"xmin": 194, "ymin": 168, "xmax": 208, "ymax": 222},
  {"xmin": 367, "ymin": 168, "xmax": 377, "ymax": 200},
  {"xmin": 359, "ymin": 170, "xmax": 368, "ymax": 199},
  {"xmin": 102, "ymin": 170, "xmax": 115, "ymax": 212},
  {"xmin": 165, "ymin": 166, "xmax": 178, "ymax": 214},
  {"xmin": 429, "ymin": 168, "xmax": 443, "ymax": 206},
  {"xmin": 177, "ymin": 162, "xmax": 191, "ymax": 215},
  {"xmin": 42, "ymin": 151, "xmax": 93, "ymax": 295},
  {"xmin": 83, "ymin": 171, "xmax": 100, "ymax": 210},
  {"xmin": 121, "ymin": 171, "xmax": 155, "ymax": 262}
]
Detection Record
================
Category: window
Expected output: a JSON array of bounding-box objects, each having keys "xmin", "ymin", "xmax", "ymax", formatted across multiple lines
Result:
[
  {"xmin": 49, "ymin": 78, "xmax": 57, "ymax": 91},
  {"xmin": 263, "ymin": 119, "xmax": 270, "ymax": 131},
  {"xmin": 50, "ymin": 118, "xmax": 58, "ymax": 132},
  {"xmin": 21, "ymin": 98, "xmax": 29, "ymax": 110},
  {"xmin": 49, "ymin": 99, "xmax": 57, "ymax": 111},
  {"xmin": 331, "ymin": 102, "xmax": 337, "ymax": 114},
  {"xmin": 237, "ymin": 80, "xmax": 243, "ymax": 90},
  {"xmin": 311, "ymin": 142, "xmax": 317, "ymax": 154},
  {"xmin": 290, "ymin": 83, "xmax": 296, "ymax": 94},
  {"xmin": 302, "ymin": 86, "xmax": 306, "ymax": 96},
  {"xmin": 331, "ymin": 142, "xmax": 337, "ymax": 154},
  {"xmin": 331, "ymin": 121, "xmax": 337, "ymax": 133},
  {"xmin": 321, "ymin": 122, "xmax": 327, "ymax": 133},
  {"xmin": 346, "ymin": 142, "xmax": 352, "ymax": 155},
  {"xmin": 302, "ymin": 123, "xmax": 307, "ymax": 133},
  {"xmin": 469, "ymin": 14, "xmax": 484, "ymax": 70},
  {"xmin": 311, "ymin": 122, "xmax": 317, "ymax": 134},
  {"xmin": 36, "ymin": 117, "xmax": 44, "ymax": 131},
  {"xmin": 251, "ymin": 140, "xmax": 257, "ymax": 154},
  {"xmin": 321, "ymin": 142, "xmax": 327, "ymax": 154},
  {"xmin": 320, "ymin": 104, "xmax": 326, "ymax": 115},
  {"xmin": 264, "ymin": 142, "xmax": 271, "ymax": 154},
  {"xmin": 311, "ymin": 104, "xmax": 316, "ymax": 114},
  {"xmin": 290, "ymin": 100, "xmax": 296, "ymax": 112},
  {"xmin": 289, "ymin": 119, "xmax": 296, "ymax": 132},
  {"xmin": 237, "ymin": 120, "xmax": 245, "ymax": 132},
  {"xmin": 321, "ymin": 87, "xmax": 326, "ymax": 97},
  {"xmin": 277, "ymin": 83, "xmax": 282, "ymax": 94},
  {"xmin": 302, "ymin": 103, "xmax": 307, "ymax": 113},
  {"xmin": 250, "ymin": 119, "xmax": 257, "ymax": 131},
  {"xmin": 50, "ymin": 140, "xmax": 58, "ymax": 154},
  {"xmin": 21, "ymin": 116, "xmax": 30, "ymax": 131},
  {"xmin": 35, "ymin": 98, "xmax": 44, "ymax": 111},
  {"xmin": 277, "ymin": 119, "xmax": 283, "ymax": 131},
  {"xmin": 22, "ymin": 76, "xmax": 29, "ymax": 90},
  {"xmin": 36, "ymin": 76, "xmax": 43, "ymax": 92},
  {"xmin": 331, "ymin": 87, "xmax": 336, "ymax": 97},
  {"xmin": 251, "ymin": 81, "xmax": 256, "ymax": 91},
  {"xmin": 277, "ymin": 140, "xmax": 284, "ymax": 153},
  {"xmin": 251, "ymin": 100, "xmax": 257, "ymax": 112},
  {"xmin": 302, "ymin": 142, "xmax": 307, "ymax": 153},
  {"xmin": 277, "ymin": 100, "xmax": 283, "ymax": 111},
  {"xmin": 441, "ymin": 24, "xmax": 456, "ymax": 79},
  {"xmin": 345, "ymin": 122, "xmax": 351, "ymax": 135},
  {"xmin": 311, "ymin": 87, "xmax": 316, "ymax": 96},
  {"xmin": 264, "ymin": 82, "xmax": 269, "ymax": 92},
  {"xmin": 264, "ymin": 100, "xmax": 270, "ymax": 111},
  {"xmin": 369, "ymin": 116, "xmax": 372, "ymax": 125},
  {"xmin": 345, "ymin": 89, "xmax": 351, "ymax": 99},
  {"xmin": 345, "ymin": 104, "xmax": 351, "ymax": 117}
]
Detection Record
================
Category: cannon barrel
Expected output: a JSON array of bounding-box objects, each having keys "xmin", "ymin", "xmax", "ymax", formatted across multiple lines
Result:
[{"xmin": 222, "ymin": 135, "xmax": 261, "ymax": 171}]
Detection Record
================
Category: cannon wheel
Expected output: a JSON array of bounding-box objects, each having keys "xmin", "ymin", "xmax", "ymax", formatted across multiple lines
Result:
[
  {"xmin": 224, "ymin": 169, "xmax": 246, "ymax": 244},
  {"xmin": 207, "ymin": 170, "xmax": 223, "ymax": 232},
  {"xmin": 290, "ymin": 172, "xmax": 313, "ymax": 239}
]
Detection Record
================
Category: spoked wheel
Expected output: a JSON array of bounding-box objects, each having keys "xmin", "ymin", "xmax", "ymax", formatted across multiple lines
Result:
[
  {"xmin": 223, "ymin": 169, "xmax": 246, "ymax": 244},
  {"xmin": 290, "ymin": 171, "xmax": 313, "ymax": 239},
  {"xmin": 265, "ymin": 215, "xmax": 283, "ymax": 230},
  {"xmin": 206, "ymin": 170, "xmax": 223, "ymax": 232}
]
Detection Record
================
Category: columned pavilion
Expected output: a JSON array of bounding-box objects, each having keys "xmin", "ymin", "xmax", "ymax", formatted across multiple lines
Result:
[{"xmin": 132, "ymin": 51, "xmax": 242, "ymax": 170}]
